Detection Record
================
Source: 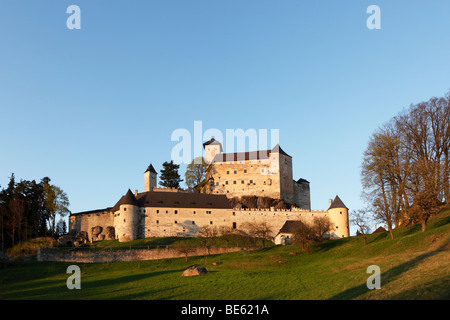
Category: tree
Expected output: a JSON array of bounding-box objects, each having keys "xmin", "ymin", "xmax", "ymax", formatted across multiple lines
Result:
[
  {"xmin": 361, "ymin": 126, "xmax": 402, "ymax": 239},
  {"xmin": 8, "ymin": 198, "xmax": 25, "ymax": 246},
  {"xmin": 159, "ymin": 161, "xmax": 183, "ymax": 189},
  {"xmin": 196, "ymin": 225, "xmax": 218, "ymax": 263},
  {"xmin": 185, "ymin": 157, "xmax": 209, "ymax": 193},
  {"xmin": 43, "ymin": 178, "xmax": 70, "ymax": 238},
  {"xmin": 243, "ymin": 221, "xmax": 273, "ymax": 247},
  {"xmin": 0, "ymin": 174, "xmax": 67, "ymax": 249},
  {"xmin": 55, "ymin": 218, "xmax": 67, "ymax": 237},
  {"xmin": 173, "ymin": 240, "xmax": 196, "ymax": 262},
  {"xmin": 291, "ymin": 220, "xmax": 315, "ymax": 255},
  {"xmin": 311, "ymin": 216, "xmax": 334, "ymax": 240},
  {"xmin": 218, "ymin": 226, "xmax": 236, "ymax": 250},
  {"xmin": 350, "ymin": 209, "xmax": 371, "ymax": 245},
  {"xmin": 361, "ymin": 92, "xmax": 449, "ymax": 233}
]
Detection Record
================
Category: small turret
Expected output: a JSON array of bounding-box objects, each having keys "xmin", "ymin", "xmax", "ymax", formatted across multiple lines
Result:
[
  {"xmin": 144, "ymin": 164, "xmax": 157, "ymax": 192},
  {"xmin": 203, "ymin": 138, "xmax": 223, "ymax": 164}
]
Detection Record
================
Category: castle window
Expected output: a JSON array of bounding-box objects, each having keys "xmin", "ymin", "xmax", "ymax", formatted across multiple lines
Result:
[
  {"xmin": 241, "ymin": 180, "xmax": 244, "ymax": 184},
  {"xmin": 250, "ymin": 180, "xmax": 253, "ymax": 184},
  {"xmin": 232, "ymin": 222, "xmax": 237, "ymax": 229},
  {"xmin": 234, "ymin": 170, "xmax": 237, "ymax": 174},
  {"xmin": 175, "ymin": 221, "xmax": 177, "ymax": 224},
  {"xmin": 225, "ymin": 181, "xmax": 228, "ymax": 185},
  {"xmin": 216, "ymin": 182, "xmax": 219, "ymax": 186},
  {"xmin": 156, "ymin": 220, "xmax": 159, "ymax": 224},
  {"xmin": 227, "ymin": 171, "xmax": 230, "ymax": 174},
  {"xmin": 192, "ymin": 221, "xmax": 195, "ymax": 225},
  {"xmin": 156, "ymin": 210, "xmax": 159, "ymax": 213},
  {"xmin": 232, "ymin": 212, "xmax": 236, "ymax": 216},
  {"xmin": 336, "ymin": 226, "xmax": 339, "ymax": 228},
  {"xmin": 123, "ymin": 208, "xmax": 126, "ymax": 211},
  {"xmin": 193, "ymin": 211, "xmax": 196, "ymax": 214},
  {"xmin": 124, "ymin": 219, "xmax": 126, "ymax": 222},
  {"xmin": 166, "ymin": 210, "xmax": 168, "ymax": 213},
  {"xmin": 210, "ymin": 221, "xmax": 213, "ymax": 225},
  {"xmin": 233, "ymin": 181, "xmax": 236, "ymax": 184},
  {"xmin": 175, "ymin": 210, "xmax": 178, "ymax": 214}
]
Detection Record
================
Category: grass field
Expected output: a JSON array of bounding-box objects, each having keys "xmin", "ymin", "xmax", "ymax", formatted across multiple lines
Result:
[{"xmin": 0, "ymin": 210, "xmax": 449, "ymax": 300}]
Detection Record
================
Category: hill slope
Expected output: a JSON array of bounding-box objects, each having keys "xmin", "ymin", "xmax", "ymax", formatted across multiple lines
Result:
[{"xmin": 0, "ymin": 210, "xmax": 449, "ymax": 300}]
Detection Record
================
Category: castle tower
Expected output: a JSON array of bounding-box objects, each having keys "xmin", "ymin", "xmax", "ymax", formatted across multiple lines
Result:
[
  {"xmin": 327, "ymin": 195, "xmax": 349, "ymax": 238},
  {"xmin": 272, "ymin": 144, "xmax": 294, "ymax": 203},
  {"xmin": 144, "ymin": 164, "xmax": 157, "ymax": 192},
  {"xmin": 113, "ymin": 189, "xmax": 140, "ymax": 242},
  {"xmin": 203, "ymin": 138, "xmax": 223, "ymax": 164}
]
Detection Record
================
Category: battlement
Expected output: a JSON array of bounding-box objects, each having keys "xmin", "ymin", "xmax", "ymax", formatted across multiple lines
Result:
[
  {"xmin": 152, "ymin": 187, "xmax": 190, "ymax": 193},
  {"xmin": 233, "ymin": 207, "xmax": 327, "ymax": 213}
]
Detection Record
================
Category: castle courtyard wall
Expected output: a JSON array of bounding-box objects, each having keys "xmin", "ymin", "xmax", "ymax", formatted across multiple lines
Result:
[{"xmin": 69, "ymin": 210, "xmax": 114, "ymax": 242}]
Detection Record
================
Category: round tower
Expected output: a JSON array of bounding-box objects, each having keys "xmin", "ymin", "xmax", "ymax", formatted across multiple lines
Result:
[
  {"xmin": 113, "ymin": 189, "xmax": 140, "ymax": 242},
  {"xmin": 326, "ymin": 195, "xmax": 349, "ymax": 238}
]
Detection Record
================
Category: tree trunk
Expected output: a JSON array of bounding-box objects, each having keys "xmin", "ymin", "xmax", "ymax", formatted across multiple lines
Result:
[
  {"xmin": 388, "ymin": 227, "xmax": 394, "ymax": 240},
  {"xmin": 422, "ymin": 219, "xmax": 428, "ymax": 232}
]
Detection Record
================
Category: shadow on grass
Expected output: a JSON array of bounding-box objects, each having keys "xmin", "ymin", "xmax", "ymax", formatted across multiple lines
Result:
[
  {"xmin": 328, "ymin": 240, "xmax": 449, "ymax": 300},
  {"xmin": 1, "ymin": 268, "xmax": 185, "ymax": 300}
]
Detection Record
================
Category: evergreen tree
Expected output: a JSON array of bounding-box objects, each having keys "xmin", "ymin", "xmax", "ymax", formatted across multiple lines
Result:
[{"xmin": 159, "ymin": 161, "xmax": 183, "ymax": 189}]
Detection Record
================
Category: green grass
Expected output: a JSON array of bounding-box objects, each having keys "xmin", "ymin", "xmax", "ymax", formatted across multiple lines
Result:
[{"xmin": 0, "ymin": 210, "xmax": 449, "ymax": 300}]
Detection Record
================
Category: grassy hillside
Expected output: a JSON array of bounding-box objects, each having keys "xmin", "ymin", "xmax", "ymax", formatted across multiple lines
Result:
[{"xmin": 0, "ymin": 210, "xmax": 449, "ymax": 300}]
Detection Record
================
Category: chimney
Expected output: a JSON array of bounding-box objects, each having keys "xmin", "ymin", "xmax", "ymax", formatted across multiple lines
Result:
[
  {"xmin": 329, "ymin": 199, "xmax": 333, "ymax": 206},
  {"xmin": 135, "ymin": 189, "xmax": 138, "ymax": 197},
  {"xmin": 374, "ymin": 224, "xmax": 377, "ymax": 232}
]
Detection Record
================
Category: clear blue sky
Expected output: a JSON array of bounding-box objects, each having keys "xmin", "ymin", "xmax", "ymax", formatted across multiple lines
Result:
[{"xmin": 1, "ymin": 1, "xmax": 450, "ymax": 234}]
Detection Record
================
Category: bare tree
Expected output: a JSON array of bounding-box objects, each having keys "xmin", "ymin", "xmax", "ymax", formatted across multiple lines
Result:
[
  {"xmin": 311, "ymin": 216, "xmax": 334, "ymax": 240},
  {"xmin": 243, "ymin": 221, "xmax": 273, "ymax": 247},
  {"xmin": 362, "ymin": 92, "xmax": 449, "ymax": 233},
  {"xmin": 173, "ymin": 241, "xmax": 196, "ymax": 262},
  {"xmin": 196, "ymin": 225, "xmax": 219, "ymax": 262},
  {"xmin": 350, "ymin": 209, "xmax": 372, "ymax": 245},
  {"xmin": 291, "ymin": 220, "xmax": 315, "ymax": 255},
  {"xmin": 218, "ymin": 226, "xmax": 235, "ymax": 251}
]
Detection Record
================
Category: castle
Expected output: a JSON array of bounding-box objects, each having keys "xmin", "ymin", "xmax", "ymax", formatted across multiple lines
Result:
[{"xmin": 69, "ymin": 142, "xmax": 349, "ymax": 243}]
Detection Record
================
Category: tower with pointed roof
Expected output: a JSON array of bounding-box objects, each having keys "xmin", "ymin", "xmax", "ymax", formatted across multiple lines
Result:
[
  {"xmin": 326, "ymin": 195, "xmax": 349, "ymax": 238},
  {"xmin": 203, "ymin": 138, "xmax": 223, "ymax": 164},
  {"xmin": 144, "ymin": 164, "xmax": 158, "ymax": 192},
  {"xmin": 113, "ymin": 189, "xmax": 141, "ymax": 242}
]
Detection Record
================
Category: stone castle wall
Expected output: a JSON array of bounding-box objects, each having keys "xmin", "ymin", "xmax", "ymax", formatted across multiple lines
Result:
[
  {"xmin": 69, "ymin": 210, "xmax": 114, "ymax": 242},
  {"xmin": 37, "ymin": 246, "xmax": 250, "ymax": 263},
  {"xmin": 70, "ymin": 205, "xmax": 349, "ymax": 243},
  {"xmin": 207, "ymin": 158, "xmax": 281, "ymax": 200}
]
